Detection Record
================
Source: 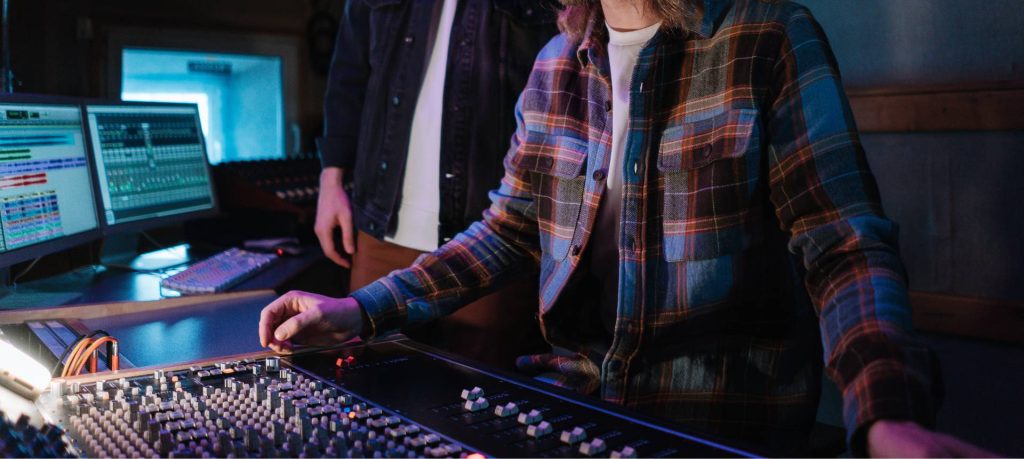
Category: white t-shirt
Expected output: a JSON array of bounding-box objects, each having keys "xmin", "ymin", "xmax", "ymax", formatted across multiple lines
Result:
[
  {"xmin": 386, "ymin": 0, "xmax": 459, "ymax": 252},
  {"xmin": 590, "ymin": 21, "xmax": 661, "ymax": 325}
]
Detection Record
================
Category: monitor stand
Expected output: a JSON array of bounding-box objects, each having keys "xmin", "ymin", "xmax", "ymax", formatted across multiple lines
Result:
[{"xmin": 101, "ymin": 234, "xmax": 193, "ymax": 271}]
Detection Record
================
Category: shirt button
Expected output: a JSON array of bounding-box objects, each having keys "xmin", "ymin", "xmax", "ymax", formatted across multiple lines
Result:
[
  {"xmin": 379, "ymin": 161, "xmax": 389, "ymax": 171},
  {"xmin": 571, "ymin": 244, "xmax": 582, "ymax": 256},
  {"xmin": 592, "ymin": 169, "xmax": 607, "ymax": 181},
  {"xmin": 391, "ymin": 96, "xmax": 401, "ymax": 106},
  {"xmin": 404, "ymin": 35, "xmax": 415, "ymax": 45},
  {"xmin": 451, "ymin": 104, "xmax": 460, "ymax": 112},
  {"xmin": 444, "ymin": 172, "xmax": 456, "ymax": 179},
  {"xmin": 525, "ymin": 8, "xmax": 534, "ymax": 16},
  {"xmin": 604, "ymin": 100, "xmax": 612, "ymax": 112},
  {"xmin": 540, "ymin": 157, "xmax": 554, "ymax": 168},
  {"xmin": 699, "ymin": 144, "xmax": 712, "ymax": 159},
  {"xmin": 368, "ymin": 222, "xmax": 377, "ymax": 231},
  {"xmin": 632, "ymin": 160, "xmax": 642, "ymax": 176}
]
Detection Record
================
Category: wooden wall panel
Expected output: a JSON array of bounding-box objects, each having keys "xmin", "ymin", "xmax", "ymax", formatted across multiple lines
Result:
[
  {"xmin": 911, "ymin": 291, "xmax": 1024, "ymax": 345},
  {"xmin": 847, "ymin": 83, "xmax": 1024, "ymax": 132}
]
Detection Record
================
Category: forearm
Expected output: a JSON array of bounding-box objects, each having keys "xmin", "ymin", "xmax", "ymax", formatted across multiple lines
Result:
[{"xmin": 351, "ymin": 218, "xmax": 537, "ymax": 339}]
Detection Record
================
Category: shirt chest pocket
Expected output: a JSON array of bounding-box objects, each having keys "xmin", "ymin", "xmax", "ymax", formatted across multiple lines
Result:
[
  {"xmin": 657, "ymin": 108, "xmax": 763, "ymax": 262},
  {"xmin": 520, "ymin": 131, "xmax": 588, "ymax": 261}
]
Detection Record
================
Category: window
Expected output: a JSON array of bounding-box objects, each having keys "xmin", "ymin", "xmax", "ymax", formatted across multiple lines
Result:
[{"xmin": 121, "ymin": 48, "xmax": 285, "ymax": 164}]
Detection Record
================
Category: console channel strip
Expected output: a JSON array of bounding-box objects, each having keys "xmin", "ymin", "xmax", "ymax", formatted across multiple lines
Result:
[{"xmin": 37, "ymin": 338, "xmax": 761, "ymax": 458}]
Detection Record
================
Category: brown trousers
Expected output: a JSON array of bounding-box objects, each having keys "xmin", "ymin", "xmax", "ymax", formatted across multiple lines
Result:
[{"xmin": 350, "ymin": 231, "xmax": 547, "ymax": 370}]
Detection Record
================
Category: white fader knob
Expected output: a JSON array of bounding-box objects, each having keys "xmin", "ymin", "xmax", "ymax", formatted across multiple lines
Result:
[
  {"xmin": 579, "ymin": 438, "xmax": 607, "ymax": 456},
  {"xmin": 493, "ymin": 402, "xmax": 519, "ymax": 418},
  {"xmin": 517, "ymin": 409, "xmax": 543, "ymax": 425},
  {"xmin": 560, "ymin": 426, "xmax": 587, "ymax": 445},
  {"xmin": 463, "ymin": 397, "xmax": 489, "ymax": 412},
  {"xmin": 526, "ymin": 421, "xmax": 553, "ymax": 438},
  {"xmin": 610, "ymin": 446, "xmax": 638, "ymax": 458},
  {"xmin": 460, "ymin": 386, "xmax": 484, "ymax": 401}
]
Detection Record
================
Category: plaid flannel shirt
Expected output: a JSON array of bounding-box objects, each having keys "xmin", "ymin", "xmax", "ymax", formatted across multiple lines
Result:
[{"xmin": 352, "ymin": 0, "xmax": 938, "ymax": 451}]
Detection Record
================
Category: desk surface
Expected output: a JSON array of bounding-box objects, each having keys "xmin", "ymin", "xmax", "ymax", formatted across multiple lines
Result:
[{"xmin": 0, "ymin": 247, "xmax": 326, "ymax": 311}]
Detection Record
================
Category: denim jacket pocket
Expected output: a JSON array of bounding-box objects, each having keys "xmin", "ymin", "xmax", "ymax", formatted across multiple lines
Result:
[
  {"xmin": 657, "ymin": 108, "xmax": 762, "ymax": 262},
  {"xmin": 520, "ymin": 131, "xmax": 588, "ymax": 261}
]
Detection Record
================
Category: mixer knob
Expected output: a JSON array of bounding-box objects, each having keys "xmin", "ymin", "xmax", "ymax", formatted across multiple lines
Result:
[
  {"xmin": 244, "ymin": 426, "xmax": 259, "ymax": 451},
  {"xmin": 425, "ymin": 446, "xmax": 449, "ymax": 457},
  {"xmin": 50, "ymin": 380, "xmax": 65, "ymax": 397},
  {"xmin": 283, "ymin": 432, "xmax": 301, "ymax": 456},
  {"xmin": 579, "ymin": 437, "xmax": 608, "ymax": 456},
  {"xmin": 265, "ymin": 356, "xmax": 280, "ymax": 371},
  {"xmin": 610, "ymin": 445, "xmax": 638, "ymax": 458}
]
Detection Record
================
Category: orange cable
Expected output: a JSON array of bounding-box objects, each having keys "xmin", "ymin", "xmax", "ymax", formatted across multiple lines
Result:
[
  {"xmin": 61, "ymin": 338, "xmax": 94, "ymax": 377},
  {"xmin": 68, "ymin": 337, "xmax": 119, "ymax": 376}
]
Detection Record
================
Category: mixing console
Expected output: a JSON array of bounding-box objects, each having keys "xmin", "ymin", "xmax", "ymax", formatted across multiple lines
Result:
[{"xmin": 36, "ymin": 338, "xmax": 759, "ymax": 458}]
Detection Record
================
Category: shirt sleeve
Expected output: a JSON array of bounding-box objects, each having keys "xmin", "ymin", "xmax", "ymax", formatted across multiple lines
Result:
[
  {"xmin": 318, "ymin": 0, "xmax": 371, "ymax": 170},
  {"xmin": 765, "ymin": 6, "xmax": 941, "ymax": 454},
  {"xmin": 351, "ymin": 94, "xmax": 542, "ymax": 339}
]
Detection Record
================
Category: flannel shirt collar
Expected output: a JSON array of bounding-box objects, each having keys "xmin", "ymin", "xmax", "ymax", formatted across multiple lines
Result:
[{"xmin": 574, "ymin": 0, "xmax": 734, "ymax": 67}]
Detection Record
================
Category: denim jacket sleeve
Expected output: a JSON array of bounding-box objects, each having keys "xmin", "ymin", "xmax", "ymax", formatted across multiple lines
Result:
[{"xmin": 317, "ymin": 0, "xmax": 371, "ymax": 170}]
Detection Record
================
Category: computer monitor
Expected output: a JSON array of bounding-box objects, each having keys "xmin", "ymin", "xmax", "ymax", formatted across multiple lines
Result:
[
  {"xmin": 85, "ymin": 102, "xmax": 218, "ymax": 235},
  {"xmin": 0, "ymin": 97, "xmax": 102, "ymax": 268}
]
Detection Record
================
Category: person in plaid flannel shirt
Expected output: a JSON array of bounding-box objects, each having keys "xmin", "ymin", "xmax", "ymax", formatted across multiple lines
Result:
[{"xmin": 262, "ymin": 0, "xmax": 997, "ymax": 456}]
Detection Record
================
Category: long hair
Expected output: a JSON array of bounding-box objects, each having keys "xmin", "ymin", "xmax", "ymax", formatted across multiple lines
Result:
[{"xmin": 557, "ymin": 0, "xmax": 695, "ymax": 42}]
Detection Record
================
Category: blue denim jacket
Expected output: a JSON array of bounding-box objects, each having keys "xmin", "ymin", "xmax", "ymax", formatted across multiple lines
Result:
[{"xmin": 317, "ymin": 0, "xmax": 559, "ymax": 245}]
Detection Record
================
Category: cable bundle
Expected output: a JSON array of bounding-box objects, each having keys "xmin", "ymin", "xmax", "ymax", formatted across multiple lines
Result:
[{"xmin": 53, "ymin": 330, "xmax": 120, "ymax": 377}]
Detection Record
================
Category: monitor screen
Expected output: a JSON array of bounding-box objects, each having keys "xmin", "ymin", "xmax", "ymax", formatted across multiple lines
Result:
[
  {"xmin": 0, "ymin": 103, "xmax": 100, "ymax": 256},
  {"xmin": 85, "ymin": 103, "xmax": 216, "ymax": 229}
]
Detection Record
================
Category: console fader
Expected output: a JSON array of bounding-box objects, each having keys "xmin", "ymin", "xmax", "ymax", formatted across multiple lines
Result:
[{"xmin": 36, "ymin": 338, "xmax": 760, "ymax": 458}]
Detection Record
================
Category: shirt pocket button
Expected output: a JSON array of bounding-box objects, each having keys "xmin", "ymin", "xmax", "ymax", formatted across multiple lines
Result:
[{"xmin": 699, "ymin": 144, "xmax": 713, "ymax": 160}]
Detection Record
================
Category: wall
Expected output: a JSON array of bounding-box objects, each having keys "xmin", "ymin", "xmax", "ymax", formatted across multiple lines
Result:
[
  {"xmin": 6, "ymin": 0, "xmax": 338, "ymax": 153},
  {"xmin": 800, "ymin": 0, "xmax": 1024, "ymax": 300},
  {"xmin": 226, "ymin": 58, "xmax": 286, "ymax": 161},
  {"xmin": 802, "ymin": 0, "xmax": 1024, "ymax": 88},
  {"xmin": 800, "ymin": 1, "xmax": 1024, "ymax": 455}
]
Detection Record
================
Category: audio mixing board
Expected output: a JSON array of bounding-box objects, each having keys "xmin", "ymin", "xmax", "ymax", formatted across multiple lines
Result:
[{"xmin": 31, "ymin": 338, "xmax": 760, "ymax": 458}]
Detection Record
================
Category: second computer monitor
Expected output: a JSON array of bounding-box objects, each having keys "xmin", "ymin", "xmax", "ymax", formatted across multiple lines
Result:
[{"xmin": 85, "ymin": 103, "xmax": 217, "ymax": 232}]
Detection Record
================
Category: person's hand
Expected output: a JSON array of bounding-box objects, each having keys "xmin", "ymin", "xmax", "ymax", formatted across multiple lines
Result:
[
  {"xmin": 258, "ymin": 291, "xmax": 364, "ymax": 353},
  {"xmin": 316, "ymin": 167, "xmax": 356, "ymax": 267},
  {"xmin": 867, "ymin": 420, "xmax": 1000, "ymax": 458}
]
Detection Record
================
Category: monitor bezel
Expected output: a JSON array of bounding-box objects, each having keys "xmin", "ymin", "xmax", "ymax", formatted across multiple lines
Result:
[
  {"xmin": 0, "ymin": 93, "xmax": 106, "ymax": 269},
  {"xmin": 83, "ymin": 99, "xmax": 221, "ymax": 236}
]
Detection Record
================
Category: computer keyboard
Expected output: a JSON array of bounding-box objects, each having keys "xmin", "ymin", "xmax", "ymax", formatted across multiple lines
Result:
[{"xmin": 160, "ymin": 248, "xmax": 278, "ymax": 294}]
